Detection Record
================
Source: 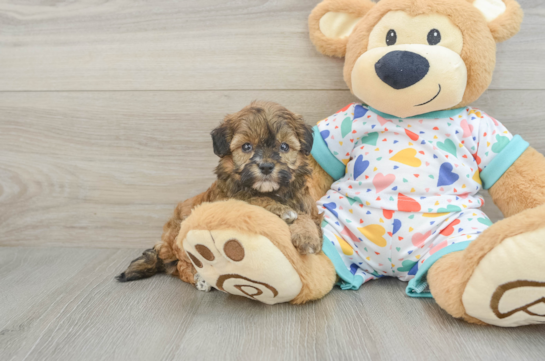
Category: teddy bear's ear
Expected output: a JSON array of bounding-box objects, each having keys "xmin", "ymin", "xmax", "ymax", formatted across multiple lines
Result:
[
  {"xmin": 472, "ymin": 0, "xmax": 524, "ymax": 42},
  {"xmin": 309, "ymin": 0, "xmax": 375, "ymax": 58}
]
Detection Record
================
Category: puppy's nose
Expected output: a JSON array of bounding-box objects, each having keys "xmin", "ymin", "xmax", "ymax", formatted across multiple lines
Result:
[
  {"xmin": 259, "ymin": 162, "xmax": 275, "ymax": 175},
  {"xmin": 375, "ymin": 51, "xmax": 429, "ymax": 90}
]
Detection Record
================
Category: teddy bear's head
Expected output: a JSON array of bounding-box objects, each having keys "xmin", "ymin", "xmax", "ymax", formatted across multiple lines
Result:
[{"xmin": 309, "ymin": 0, "xmax": 523, "ymax": 118}]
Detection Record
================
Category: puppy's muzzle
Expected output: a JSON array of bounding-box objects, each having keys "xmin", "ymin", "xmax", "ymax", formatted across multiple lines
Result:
[{"xmin": 259, "ymin": 162, "xmax": 275, "ymax": 175}]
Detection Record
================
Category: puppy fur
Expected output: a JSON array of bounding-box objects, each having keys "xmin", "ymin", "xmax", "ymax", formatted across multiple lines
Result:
[{"xmin": 117, "ymin": 101, "xmax": 323, "ymax": 284}]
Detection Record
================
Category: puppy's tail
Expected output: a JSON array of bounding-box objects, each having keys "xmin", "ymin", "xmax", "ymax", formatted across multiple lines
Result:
[{"xmin": 116, "ymin": 246, "xmax": 178, "ymax": 282}]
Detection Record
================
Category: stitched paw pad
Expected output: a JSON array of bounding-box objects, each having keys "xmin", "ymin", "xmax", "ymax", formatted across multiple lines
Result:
[
  {"xmin": 183, "ymin": 229, "xmax": 302, "ymax": 304},
  {"xmin": 462, "ymin": 227, "xmax": 545, "ymax": 327}
]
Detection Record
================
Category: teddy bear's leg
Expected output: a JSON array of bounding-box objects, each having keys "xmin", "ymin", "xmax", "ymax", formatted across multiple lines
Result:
[
  {"xmin": 176, "ymin": 199, "xmax": 337, "ymax": 305},
  {"xmin": 427, "ymin": 204, "xmax": 545, "ymax": 327}
]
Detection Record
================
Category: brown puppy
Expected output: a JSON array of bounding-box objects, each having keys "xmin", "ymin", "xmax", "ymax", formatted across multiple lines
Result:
[{"xmin": 117, "ymin": 101, "xmax": 323, "ymax": 286}]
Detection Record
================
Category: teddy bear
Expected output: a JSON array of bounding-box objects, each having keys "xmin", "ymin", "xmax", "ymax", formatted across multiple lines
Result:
[{"xmin": 161, "ymin": 0, "xmax": 545, "ymax": 327}]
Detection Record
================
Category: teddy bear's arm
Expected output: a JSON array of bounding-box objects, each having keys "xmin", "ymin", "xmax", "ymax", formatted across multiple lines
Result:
[
  {"xmin": 488, "ymin": 147, "xmax": 545, "ymax": 217},
  {"xmin": 307, "ymin": 155, "xmax": 334, "ymax": 202}
]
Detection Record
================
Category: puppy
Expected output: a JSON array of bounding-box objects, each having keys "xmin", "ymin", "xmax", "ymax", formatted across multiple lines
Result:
[{"xmin": 117, "ymin": 101, "xmax": 324, "ymax": 287}]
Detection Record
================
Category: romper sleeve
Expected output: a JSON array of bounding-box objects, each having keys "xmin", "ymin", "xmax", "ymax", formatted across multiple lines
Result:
[
  {"xmin": 464, "ymin": 108, "xmax": 529, "ymax": 189},
  {"xmin": 311, "ymin": 103, "xmax": 362, "ymax": 181}
]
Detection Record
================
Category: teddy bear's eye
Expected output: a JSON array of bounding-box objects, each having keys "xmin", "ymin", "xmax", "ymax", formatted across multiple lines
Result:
[
  {"xmin": 385, "ymin": 29, "xmax": 397, "ymax": 46},
  {"xmin": 427, "ymin": 29, "xmax": 441, "ymax": 45}
]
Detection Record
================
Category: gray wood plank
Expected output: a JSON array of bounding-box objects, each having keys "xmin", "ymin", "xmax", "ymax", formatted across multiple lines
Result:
[
  {"xmin": 0, "ymin": 0, "xmax": 543, "ymax": 91},
  {"xmin": 1, "ymin": 90, "xmax": 544, "ymax": 248},
  {"xmin": 0, "ymin": 247, "xmax": 543, "ymax": 361}
]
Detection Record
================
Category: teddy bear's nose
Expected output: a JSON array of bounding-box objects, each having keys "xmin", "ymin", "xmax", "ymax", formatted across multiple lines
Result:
[{"xmin": 375, "ymin": 51, "xmax": 430, "ymax": 90}]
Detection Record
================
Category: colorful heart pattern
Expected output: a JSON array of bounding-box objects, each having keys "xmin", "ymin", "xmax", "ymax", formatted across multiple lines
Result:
[
  {"xmin": 492, "ymin": 135, "xmax": 510, "ymax": 154},
  {"xmin": 412, "ymin": 231, "xmax": 432, "ymax": 247},
  {"xmin": 360, "ymin": 132, "xmax": 378, "ymax": 146},
  {"xmin": 358, "ymin": 224, "xmax": 387, "ymax": 247},
  {"xmin": 437, "ymin": 162, "xmax": 459, "ymax": 187},
  {"xmin": 315, "ymin": 103, "xmax": 513, "ymax": 283},
  {"xmin": 398, "ymin": 193, "xmax": 421, "ymax": 212},
  {"xmin": 321, "ymin": 207, "xmax": 490, "ymax": 284},
  {"xmin": 460, "ymin": 119, "xmax": 474, "ymax": 138},
  {"xmin": 437, "ymin": 138, "xmax": 457, "ymax": 158},
  {"xmin": 439, "ymin": 219, "xmax": 461, "ymax": 236},
  {"xmin": 390, "ymin": 148, "xmax": 422, "ymax": 167},
  {"xmin": 373, "ymin": 173, "xmax": 396, "ymax": 193},
  {"xmin": 353, "ymin": 154, "xmax": 369, "ymax": 180}
]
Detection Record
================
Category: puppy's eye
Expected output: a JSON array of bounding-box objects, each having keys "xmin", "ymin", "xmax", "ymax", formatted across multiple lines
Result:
[
  {"xmin": 280, "ymin": 143, "xmax": 290, "ymax": 152},
  {"xmin": 386, "ymin": 29, "xmax": 397, "ymax": 46},
  {"xmin": 241, "ymin": 143, "xmax": 253, "ymax": 153},
  {"xmin": 427, "ymin": 29, "xmax": 441, "ymax": 45}
]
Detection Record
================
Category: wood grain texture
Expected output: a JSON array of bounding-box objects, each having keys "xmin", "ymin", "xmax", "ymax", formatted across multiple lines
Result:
[
  {"xmin": 1, "ymin": 90, "xmax": 544, "ymax": 248},
  {"xmin": 0, "ymin": 0, "xmax": 543, "ymax": 91},
  {"xmin": 0, "ymin": 247, "xmax": 544, "ymax": 361}
]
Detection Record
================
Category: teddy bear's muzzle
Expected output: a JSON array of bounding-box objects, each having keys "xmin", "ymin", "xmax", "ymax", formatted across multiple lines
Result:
[{"xmin": 350, "ymin": 44, "xmax": 467, "ymax": 118}]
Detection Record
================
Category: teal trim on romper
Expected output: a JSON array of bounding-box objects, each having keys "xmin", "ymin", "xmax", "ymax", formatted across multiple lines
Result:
[
  {"xmin": 406, "ymin": 241, "xmax": 472, "ymax": 298},
  {"xmin": 369, "ymin": 107, "xmax": 465, "ymax": 120},
  {"xmin": 480, "ymin": 135, "xmax": 529, "ymax": 190},
  {"xmin": 311, "ymin": 126, "xmax": 345, "ymax": 181},
  {"xmin": 322, "ymin": 235, "xmax": 365, "ymax": 290}
]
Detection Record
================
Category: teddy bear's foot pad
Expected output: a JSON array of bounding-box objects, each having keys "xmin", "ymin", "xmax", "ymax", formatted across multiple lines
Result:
[
  {"xmin": 183, "ymin": 229, "xmax": 302, "ymax": 305},
  {"xmin": 462, "ymin": 227, "xmax": 545, "ymax": 327}
]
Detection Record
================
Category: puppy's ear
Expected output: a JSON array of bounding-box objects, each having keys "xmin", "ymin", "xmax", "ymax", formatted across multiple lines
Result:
[
  {"xmin": 211, "ymin": 123, "xmax": 231, "ymax": 157},
  {"xmin": 296, "ymin": 121, "xmax": 314, "ymax": 156}
]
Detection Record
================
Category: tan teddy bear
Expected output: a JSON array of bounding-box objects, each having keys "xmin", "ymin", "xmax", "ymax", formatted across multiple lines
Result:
[{"xmin": 123, "ymin": 0, "xmax": 545, "ymax": 327}]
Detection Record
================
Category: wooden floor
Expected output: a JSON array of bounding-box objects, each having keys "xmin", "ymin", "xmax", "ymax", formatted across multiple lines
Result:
[
  {"xmin": 1, "ymin": 0, "xmax": 544, "ymax": 360},
  {"xmin": 1, "ymin": 247, "xmax": 544, "ymax": 361}
]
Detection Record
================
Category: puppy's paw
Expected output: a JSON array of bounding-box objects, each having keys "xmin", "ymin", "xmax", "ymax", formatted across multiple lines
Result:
[
  {"xmin": 281, "ymin": 210, "xmax": 298, "ymax": 224},
  {"xmin": 194, "ymin": 273, "xmax": 212, "ymax": 292},
  {"xmin": 291, "ymin": 232, "xmax": 322, "ymax": 255}
]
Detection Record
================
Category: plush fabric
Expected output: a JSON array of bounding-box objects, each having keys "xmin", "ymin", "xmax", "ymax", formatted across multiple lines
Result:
[
  {"xmin": 488, "ymin": 147, "xmax": 545, "ymax": 217},
  {"xmin": 309, "ymin": 0, "xmax": 523, "ymax": 115},
  {"xmin": 177, "ymin": 199, "xmax": 337, "ymax": 304},
  {"xmin": 309, "ymin": 0, "xmax": 375, "ymax": 57},
  {"xmin": 183, "ymin": 228, "xmax": 304, "ymax": 305},
  {"xmin": 428, "ymin": 202, "xmax": 545, "ymax": 324},
  {"xmin": 462, "ymin": 227, "xmax": 545, "ymax": 326},
  {"xmin": 343, "ymin": 0, "xmax": 498, "ymax": 113},
  {"xmin": 484, "ymin": 0, "xmax": 524, "ymax": 42}
]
